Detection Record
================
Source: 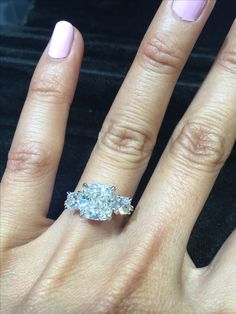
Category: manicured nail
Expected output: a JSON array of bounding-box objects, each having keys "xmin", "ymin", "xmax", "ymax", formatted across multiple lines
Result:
[
  {"xmin": 48, "ymin": 21, "xmax": 74, "ymax": 59},
  {"xmin": 172, "ymin": 0, "xmax": 207, "ymax": 22}
]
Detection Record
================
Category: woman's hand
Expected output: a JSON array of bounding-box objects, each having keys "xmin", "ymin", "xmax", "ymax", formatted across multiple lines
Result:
[{"xmin": 1, "ymin": 1, "xmax": 236, "ymax": 313}]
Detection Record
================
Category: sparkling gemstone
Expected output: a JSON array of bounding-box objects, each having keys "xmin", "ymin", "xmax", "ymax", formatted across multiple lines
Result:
[
  {"xmin": 78, "ymin": 184, "xmax": 115, "ymax": 221},
  {"xmin": 64, "ymin": 192, "xmax": 81, "ymax": 209},
  {"xmin": 113, "ymin": 196, "xmax": 133, "ymax": 215},
  {"xmin": 65, "ymin": 183, "xmax": 133, "ymax": 221}
]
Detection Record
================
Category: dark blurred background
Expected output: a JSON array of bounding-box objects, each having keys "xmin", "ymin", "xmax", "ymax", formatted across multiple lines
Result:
[{"xmin": 0, "ymin": 0, "xmax": 235, "ymax": 267}]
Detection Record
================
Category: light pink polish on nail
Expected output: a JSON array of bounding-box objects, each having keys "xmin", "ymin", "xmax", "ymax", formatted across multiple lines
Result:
[
  {"xmin": 48, "ymin": 21, "xmax": 74, "ymax": 58},
  {"xmin": 172, "ymin": 0, "xmax": 207, "ymax": 22}
]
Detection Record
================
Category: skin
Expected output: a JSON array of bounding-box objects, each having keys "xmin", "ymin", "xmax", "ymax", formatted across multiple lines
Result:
[{"xmin": 1, "ymin": 1, "xmax": 236, "ymax": 313}]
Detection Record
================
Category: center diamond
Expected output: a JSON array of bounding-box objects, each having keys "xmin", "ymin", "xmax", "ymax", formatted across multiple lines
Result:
[{"xmin": 78, "ymin": 183, "xmax": 115, "ymax": 220}]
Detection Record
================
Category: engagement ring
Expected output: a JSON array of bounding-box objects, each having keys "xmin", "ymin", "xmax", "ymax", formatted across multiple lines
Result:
[{"xmin": 64, "ymin": 183, "xmax": 134, "ymax": 221}]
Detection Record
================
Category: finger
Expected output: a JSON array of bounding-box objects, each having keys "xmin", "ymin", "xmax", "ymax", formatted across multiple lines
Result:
[
  {"xmin": 70, "ymin": 0, "xmax": 215, "ymax": 218},
  {"xmin": 208, "ymin": 229, "xmax": 236, "ymax": 276},
  {"xmin": 198, "ymin": 229, "xmax": 236, "ymax": 312},
  {"xmin": 133, "ymin": 20, "xmax": 236, "ymax": 265},
  {"xmin": 1, "ymin": 22, "xmax": 84, "ymax": 247}
]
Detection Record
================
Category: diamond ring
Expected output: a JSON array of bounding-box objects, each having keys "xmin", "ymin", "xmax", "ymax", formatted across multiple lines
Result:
[{"xmin": 64, "ymin": 183, "xmax": 134, "ymax": 221}]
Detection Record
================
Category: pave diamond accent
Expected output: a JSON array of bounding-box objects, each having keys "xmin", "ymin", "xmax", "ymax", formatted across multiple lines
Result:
[{"xmin": 64, "ymin": 183, "xmax": 134, "ymax": 221}]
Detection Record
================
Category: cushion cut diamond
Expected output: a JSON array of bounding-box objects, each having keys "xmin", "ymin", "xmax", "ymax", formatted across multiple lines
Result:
[
  {"xmin": 65, "ymin": 183, "xmax": 133, "ymax": 221},
  {"xmin": 79, "ymin": 184, "xmax": 115, "ymax": 221}
]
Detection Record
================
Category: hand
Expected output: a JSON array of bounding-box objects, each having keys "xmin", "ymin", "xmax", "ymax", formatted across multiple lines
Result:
[{"xmin": 1, "ymin": 1, "xmax": 236, "ymax": 313}]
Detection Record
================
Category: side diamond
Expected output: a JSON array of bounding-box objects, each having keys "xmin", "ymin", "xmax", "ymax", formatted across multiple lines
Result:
[
  {"xmin": 64, "ymin": 192, "xmax": 81, "ymax": 210},
  {"xmin": 114, "ymin": 196, "xmax": 133, "ymax": 215}
]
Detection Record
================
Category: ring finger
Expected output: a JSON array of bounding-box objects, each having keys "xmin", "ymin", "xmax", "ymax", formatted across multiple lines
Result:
[{"xmin": 67, "ymin": 0, "xmax": 215, "ymax": 226}]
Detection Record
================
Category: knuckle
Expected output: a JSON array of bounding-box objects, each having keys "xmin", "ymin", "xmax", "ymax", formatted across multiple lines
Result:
[
  {"xmin": 29, "ymin": 64, "xmax": 71, "ymax": 104},
  {"xmin": 138, "ymin": 32, "xmax": 184, "ymax": 75},
  {"xmin": 217, "ymin": 48, "xmax": 236, "ymax": 74},
  {"xmin": 170, "ymin": 121, "xmax": 228, "ymax": 173},
  {"xmin": 5, "ymin": 141, "xmax": 57, "ymax": 181},
  {"xmin": 97, "ymin": 118, "xmax": 155, "ymax": 167}
]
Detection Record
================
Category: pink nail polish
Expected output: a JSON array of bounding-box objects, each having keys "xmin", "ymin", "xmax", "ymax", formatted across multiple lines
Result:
[
  {"xmin": 172, "ymin": 0, "xmax": 207, "ymax": 22},
  {"xmin": 48, "ymin": 21, "xmax": 74, "ymax": 59}
]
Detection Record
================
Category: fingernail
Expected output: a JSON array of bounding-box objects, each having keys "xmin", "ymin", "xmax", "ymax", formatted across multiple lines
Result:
[
  {"xmin": 172, "ymin": 0, "xmax": 207, "ymax": 22},
  {"xmin": 48, "ymin": 21, "xmax": 74, "ymax": 59}
]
